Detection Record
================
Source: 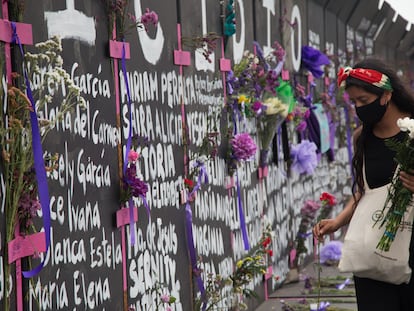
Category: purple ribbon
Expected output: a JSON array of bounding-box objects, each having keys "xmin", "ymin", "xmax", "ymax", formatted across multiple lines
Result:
[
  {"xmin": 185, "ymin": 161, "xmax": 208, "ymax": 309},
  {"xmin": 140, "ymin": 195, "xmax": 151, "ymax": 222},
  {"xmin": 298, "ymin": 231, "xmax": 312, "ymax": 239},
  {"xmin": 336, "ymin": 278, "xmax": 351, "ymax": 290},
  {"xmin": 230, "ymin": 101, "xmax": 249, "ymax": 250},
  {"xmin": 236, "ymin": 173, "xmax": 250, "ymax": 250},
  {"xmin": 11, "ymin": 22, "xmax": 51, "ymax": 278},
  {"xmin": 121, "ymin": 42, "xmax": 135, "ymax": 245}
]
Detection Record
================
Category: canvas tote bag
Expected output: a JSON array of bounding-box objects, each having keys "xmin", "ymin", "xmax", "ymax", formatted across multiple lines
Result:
[{"xmin": 338, "ymin": 174, "xmax": 414, "ymax": 284}]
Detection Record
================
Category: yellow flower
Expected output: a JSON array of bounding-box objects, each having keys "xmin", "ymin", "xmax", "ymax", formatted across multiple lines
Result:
[
  {"xmin": 263, "ymin": 97, "xmax": 289, "ymax": 117},
  {"xmin": 236, "ymin": 260, "xmax": 243, "ymax": 268},
  {"xmin": 238, "ymin": 94, "xmax": 249, "ymax": 104}
]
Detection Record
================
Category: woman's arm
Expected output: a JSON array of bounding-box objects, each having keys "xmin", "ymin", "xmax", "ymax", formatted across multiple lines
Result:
[{"xmin": 313, "ymin": 192, "xmax": 360, "ymax": 240}]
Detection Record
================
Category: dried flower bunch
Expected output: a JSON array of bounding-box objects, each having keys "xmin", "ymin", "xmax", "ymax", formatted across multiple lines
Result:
[
  {"xmin": 1, "ymin": 36, "xmax": 85, "ymax": 239},
  {"xmin": 0, "ymin": 35, "xmax": 86, "ymax": 309},
  {"xmin": 182, "ymin": 32, "xmax": 222, "ymax": 63},
  {"xmin": 102, "ymin": 0, "xmax": 158, "ymax": 38}
]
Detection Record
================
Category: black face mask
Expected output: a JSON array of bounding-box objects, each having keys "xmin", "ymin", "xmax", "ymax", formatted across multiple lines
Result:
[{"xmin": 355, "ymin": 97, "xmax": 386, "ymax": 126}]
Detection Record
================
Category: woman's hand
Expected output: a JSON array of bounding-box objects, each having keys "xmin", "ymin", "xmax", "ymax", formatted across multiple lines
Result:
[
  {"xmin": 399, "ymin": 170, "xmax": 414, "ymax": 193},
  {"xmin": 312, "ymin": 219, "xmax": 339, "ymax": 241}
]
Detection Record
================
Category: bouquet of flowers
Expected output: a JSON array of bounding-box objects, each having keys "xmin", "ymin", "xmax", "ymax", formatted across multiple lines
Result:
[
  {"xmin": 376, "ymin": 117, "xmax": 414, "ymax": 251},
  {"xmin": 257, "ymin": 96, "xmax": 289, "ymax": 167},
  {"xmin": 120, "ymin": 150, "xmax": 148, "ymax": 203}
]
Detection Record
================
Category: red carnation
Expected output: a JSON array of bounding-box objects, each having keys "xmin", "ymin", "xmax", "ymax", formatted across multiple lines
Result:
[{"xmin": 319, "ymin": 192, "xmax": 336, "ymax": 206}]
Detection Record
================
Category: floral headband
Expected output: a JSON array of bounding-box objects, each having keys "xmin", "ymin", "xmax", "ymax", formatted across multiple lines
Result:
[{"xmin": 337, "ymin": 66, "xmax": 393, "ymax": 91}]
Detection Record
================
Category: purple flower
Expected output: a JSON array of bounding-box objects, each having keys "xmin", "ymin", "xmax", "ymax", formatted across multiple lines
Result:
[
  {"xmin": 140, "ymin": 8, "xmax": 158, "ymax": 31},
  {"xmin": 252, "ymin": 101, "xmax": 264, "ymax": 115},
  {"xmin": 125, "ymin": 163, "xmax": 137, "ymax": 180},
  {"xmin": 320, "ymin": 240, "xmax": 343, "ymax": 264},
  {"xmin": 231, "ymin": 133, "xmax": 257, "ymax": 161},
  {"xmin": 290, "ymin": 140, "xmax": 318, "ymax": 175},
  {"xmin": 253, "ymin": 41, "xmax": 269, "ymax": 71},
  {"xmin": 160, "ymin": 293, "xmax": 170, "ymax": 303},
  {"xmin": 296, "ymin": 120, "xmax": 307, "ymax": 132},
  {"xmin": 226, "ymin": 70, "xmax": 238, "ymax": 95},
  {"xmin": 300, "ymin": 200, "xmax": 320, "ymax": 218},
  {"xmin": 130, "ymin": 178, "xmax": 148, "ymax": 197}
]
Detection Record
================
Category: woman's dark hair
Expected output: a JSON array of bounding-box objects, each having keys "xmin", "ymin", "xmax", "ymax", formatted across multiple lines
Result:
[{"xmin": 345, "ymin": 58, "xmax": 414, "ymax": 202}]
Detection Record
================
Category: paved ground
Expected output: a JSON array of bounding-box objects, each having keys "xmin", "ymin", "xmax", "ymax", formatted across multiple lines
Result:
[{"xmin": 255, "ymin": 260, "xmax": 357, "ymax": 311}]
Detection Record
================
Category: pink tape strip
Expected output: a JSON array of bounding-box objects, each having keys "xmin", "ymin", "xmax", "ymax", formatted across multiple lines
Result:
[
  {"xmin": 282, "ymin": 69, "xmax": 290, "ymax": 81},
  {"xmin": 174, "ymin": 50, "xmax": 191, "ymax": 66},
  {"xmin": 109, "ymin": 40, "xmax": 131, "ymax": 59},
  {"xmin": 263, "ymin": 166, "xmax": 268, "ymax": 177},
  {"xmin": 0, "ymin": 19, "xmax": 33, "ymax": 44},
  {"xmin": 116, "ymin": 207, "xmax": 138, "ymax": 228},
  {"xmin": 264, "ymin": 266, "xmax": 273, "ymax": 300},
  {"xmin": 225, "ymin": 176, "xmax": 235, "ymax": 189},
  {"xmin": 220, "ymin": 58, "xmax": 231, "ymax": 72},
  {"xmin": 8, "ymin": 232, "xmax": 46, "ymax": 264}
]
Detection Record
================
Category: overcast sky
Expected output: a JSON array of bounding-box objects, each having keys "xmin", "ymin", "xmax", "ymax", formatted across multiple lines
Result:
[{"xmin": 383, "ymin": 0, "xmax": 414, "ymax": 27}]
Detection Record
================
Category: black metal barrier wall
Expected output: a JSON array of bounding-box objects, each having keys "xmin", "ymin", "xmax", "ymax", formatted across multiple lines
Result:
[{"xmin": 0, "ymin": 0, "xmax": 413, "ymax": 310}]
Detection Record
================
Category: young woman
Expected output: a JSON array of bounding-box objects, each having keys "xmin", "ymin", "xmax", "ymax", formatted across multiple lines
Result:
[{"xmin": 313, "ymin": 58, "xmax": 414, "ymax": 310}]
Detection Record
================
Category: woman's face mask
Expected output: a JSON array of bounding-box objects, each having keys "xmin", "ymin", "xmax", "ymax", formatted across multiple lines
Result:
[
  {"xmin": 346, "ymin": 86, "xmax": 387, "ymax": 126},
  {"xmin": 355, "ymin": 96, "xmax": 386, "ymax": 126}
]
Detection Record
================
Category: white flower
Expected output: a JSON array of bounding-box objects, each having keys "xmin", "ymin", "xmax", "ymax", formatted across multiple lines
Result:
[
  {"xmin": 263, "ymin": 97, "xmax": 288, "ymax": 117},
  {"xmin": 197, "ymin": 155, "xmax": 208, "ymax": 164},
  {"xmin": 397, "ymin": 117, "xmax": 414, "ymax": 139}
]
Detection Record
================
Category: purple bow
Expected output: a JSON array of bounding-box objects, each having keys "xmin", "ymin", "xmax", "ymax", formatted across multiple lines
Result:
[
  {"xmin": 301, "ymin": 46, "xmax": 330, "ymax": 78},
  {"xmin": 336, "ymin": 278, "xmax": 351, "ymax": 290}
]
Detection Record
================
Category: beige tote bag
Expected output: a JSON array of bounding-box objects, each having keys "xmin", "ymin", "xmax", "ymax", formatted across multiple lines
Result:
[{"xmin": 338, "ymin": 179, "xmax": 414, "ymax": 284}]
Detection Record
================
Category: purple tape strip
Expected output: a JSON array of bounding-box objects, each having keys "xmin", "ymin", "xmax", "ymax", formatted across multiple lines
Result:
[{"xmin": 11, "ymin": 22, "xmax": 51, "ymax": 278}]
